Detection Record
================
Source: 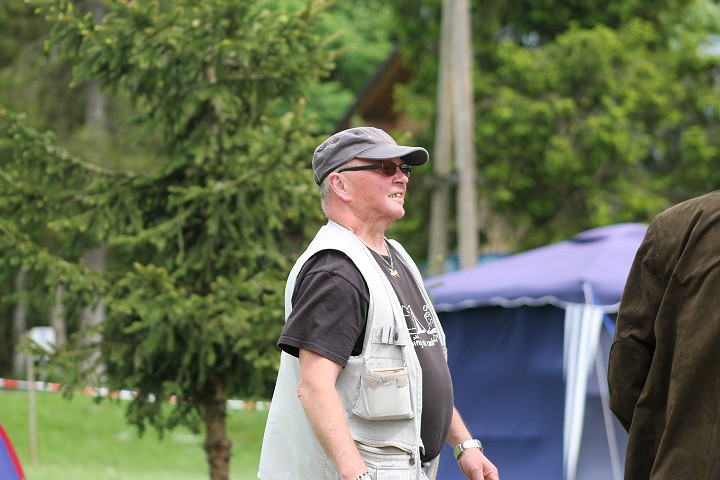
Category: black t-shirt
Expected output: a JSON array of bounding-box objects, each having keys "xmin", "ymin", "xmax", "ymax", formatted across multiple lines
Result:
[
  {"xmin": 279, "ymin": 250, "xmax": 368, "ymax": 365},
  {"xmin": 279, "ymin": 247, "xmax": 454, "ymax": 462}
]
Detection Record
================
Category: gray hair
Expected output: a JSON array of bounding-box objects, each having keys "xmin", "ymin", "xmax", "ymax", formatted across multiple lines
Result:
[{"xmin": 319, "ymin": 177, "xmax": 331, "ymax": 216}]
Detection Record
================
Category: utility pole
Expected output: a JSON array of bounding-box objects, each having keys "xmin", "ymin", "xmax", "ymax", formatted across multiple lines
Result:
[
  {"xmin": 427, "ymin": 0, "xmax": 478, "ymax": 275},
  {"xmin": 427, "ymin": 0, "xmax": 454, "ymax": 277}
]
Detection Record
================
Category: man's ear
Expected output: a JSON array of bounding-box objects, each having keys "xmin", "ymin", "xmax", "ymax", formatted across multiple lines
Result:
[{"xmin": 328, "ymin": 173, "xmax": 352, "ymax": 201}]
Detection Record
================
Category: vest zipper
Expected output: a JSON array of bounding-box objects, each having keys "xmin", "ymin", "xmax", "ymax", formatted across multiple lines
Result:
[{"xmin": 355, "ymin": 442, "xmax": 416, "ymax": 465}]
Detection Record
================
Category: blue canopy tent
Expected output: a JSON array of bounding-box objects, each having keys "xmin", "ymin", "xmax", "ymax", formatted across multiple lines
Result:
[{"xmin": 425, "ymin": 223, "xmax": 647, "ymax": 480}]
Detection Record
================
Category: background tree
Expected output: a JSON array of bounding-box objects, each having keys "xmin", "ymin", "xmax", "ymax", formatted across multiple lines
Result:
[
  {"xmin": 0, "ymin": 0, "xmax": 398, "ymax": 381},
  {"xmin": 0, "ymin": 0, "xmax": 57, "ymax": 376},
  {"xmin": 0, "ymin": 0, "xmax": 154, "ymax": 377},
  {"xmin": 2, "ymin": 0, "xmax": 344, "ymax": 478},
  {"xmin": 389, "ymin": 0, "xmax": 720, "ymax": 258}
]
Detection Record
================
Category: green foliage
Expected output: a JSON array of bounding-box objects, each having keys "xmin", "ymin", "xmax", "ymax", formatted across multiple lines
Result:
[
  {"xmin": 1, "ymin": 2, "xmax": 401, "ymax": 448},
  {"xmin": 473, "ymin": 20, "xmax": 720, "ymax": 246},
  {"xmin": 0, "ymin": 1, "xmax": 43, "ymax": 66},
  {"xmin": 42, "ymin": 0, "xmax": 335, "ymax": 146},
  {"xmin": 100, "ymin": 263, "xmax": 285, "ymax": 435},
  {"xmin": 0, "ymin": 0, "xmax": 397, "ymax": 151},
  {"xmin": 318, "ymin": 0, "xmax": 395, "ymax": 93},
  {"xmin": 390, "ymin": 0, "xmax": 720, "ymax": 252},
  {"xmin": 0, "ymin": 107, "xmax": 111, "ymax": 302},
  {"xmin": 2, "ymin": 0, "xmax": 336, "ymax": 447},
  {"xmin": 284, "ymin": 0, "xmax": 397, "ymax": 133},
  {"xmin": 0, "ymin": 1, "xmax": 85, "ymax": 138},
  {"xmin": 499, "ymin": 0, "xmax": 688, "ymax": 41}
]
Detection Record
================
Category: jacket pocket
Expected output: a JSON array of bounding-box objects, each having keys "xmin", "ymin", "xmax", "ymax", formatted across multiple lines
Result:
[{"xmin": 352, "ymin": 363, "xmax": 414, "ymax": 420}]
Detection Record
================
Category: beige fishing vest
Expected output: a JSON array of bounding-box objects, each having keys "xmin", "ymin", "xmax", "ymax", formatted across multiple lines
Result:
[{"xmin": 258, "ymin": 221, "xmax": 445, "ymax": 479}]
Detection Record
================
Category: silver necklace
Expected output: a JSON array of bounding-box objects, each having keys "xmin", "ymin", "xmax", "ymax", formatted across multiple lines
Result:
[{"xmin": 380, "ymin": 241, "xmax": 399, "ymax": 278}]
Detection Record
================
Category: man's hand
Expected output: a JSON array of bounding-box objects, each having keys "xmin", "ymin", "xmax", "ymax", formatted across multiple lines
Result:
[
  {"xmin": 457, "ymin": 447, "xmax": 499, "ymax": 480},
  {"xmin": 447, "ymin": 408, "xmax": 500, "ymax": 480}
]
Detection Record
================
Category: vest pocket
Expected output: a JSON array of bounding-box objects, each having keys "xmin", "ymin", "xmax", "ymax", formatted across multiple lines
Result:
[
  {"xmin": 352, "ymin": 363, "xmax": 414, "ymax": 420},
  {"xmin": 356, "ymin": 442, "xmax": 417, "ymax": 479}
]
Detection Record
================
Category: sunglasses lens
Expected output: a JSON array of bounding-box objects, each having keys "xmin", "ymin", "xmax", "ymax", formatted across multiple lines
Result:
[
  {"xmin": 379, "ymin": 163, "xmax": 411, "ymax": 176},
  {"xmin": 380, "ymin": 163, "xmax": 397, "ymax": 175}
]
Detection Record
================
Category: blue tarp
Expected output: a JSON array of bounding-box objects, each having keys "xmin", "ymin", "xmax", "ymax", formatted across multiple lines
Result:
[
  {"xmin": 439, "ymin": 305, "xmax": 566, "ymax": 480},
  {"xmin": 428, "ymin": 223, "xmax": 648, "ymax": 310},
  {"xmin": 426, "ymin": 223, "xmax": 647, "ymax": 480}
]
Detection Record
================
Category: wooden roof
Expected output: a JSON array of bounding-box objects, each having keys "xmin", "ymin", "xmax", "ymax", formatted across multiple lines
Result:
[{"xmin": 335, "ymin": 48, "xmax": 412, "ymax": 132}]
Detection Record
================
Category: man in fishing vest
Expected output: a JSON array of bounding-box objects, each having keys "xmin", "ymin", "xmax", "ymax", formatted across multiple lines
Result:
[{"xmin": 259, "ymin": 127, "xmax": 499, "ymax": 480}]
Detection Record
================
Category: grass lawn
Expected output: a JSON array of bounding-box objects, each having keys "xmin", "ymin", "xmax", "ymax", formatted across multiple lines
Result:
[{"xmin": 1, "ymin": 389, "xmax": 268, "ymax": 480}]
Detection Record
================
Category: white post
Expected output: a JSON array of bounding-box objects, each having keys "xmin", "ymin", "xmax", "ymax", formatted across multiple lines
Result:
[{"xmin": 26, "ymin": 341, "xmax": 38, "ymax": 466}]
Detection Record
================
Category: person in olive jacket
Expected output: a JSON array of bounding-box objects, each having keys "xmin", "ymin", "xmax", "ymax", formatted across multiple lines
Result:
[{"xmin": 608, "ymin": 190, "xmax": 720, "ymax": 479}]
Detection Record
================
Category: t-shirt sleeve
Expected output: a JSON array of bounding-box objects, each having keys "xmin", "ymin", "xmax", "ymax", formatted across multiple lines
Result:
[{"xmin": 278, "ymin": 250, "xmax": 369, "ymax": 367}]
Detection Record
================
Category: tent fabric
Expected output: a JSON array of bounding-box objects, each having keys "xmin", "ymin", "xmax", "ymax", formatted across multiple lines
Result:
[
  {"xmin": 438, "ymin": 305, "xmax": 566, "ymax": 480},
  {"xmin": 427, "ymin": 224, "xmax": 644, "ymax": 480},
  {"xmin": 427, "ymin": 223, "xmax": 648, "ymax": 312},
  {"xmin": 437, "ymin": 304, "xmax": 627, "ymax": 480},
  {"xmin": 0, "ymin": 422, "xmax": 24, "ymax": 480}
]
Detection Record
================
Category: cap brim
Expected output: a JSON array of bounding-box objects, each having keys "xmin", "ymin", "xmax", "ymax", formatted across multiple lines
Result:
[{"xmin": 356, "ymin": 145, "xmax": 429, "ymax": 166}]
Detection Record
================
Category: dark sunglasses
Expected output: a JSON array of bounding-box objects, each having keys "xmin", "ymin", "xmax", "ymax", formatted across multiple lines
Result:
[{"xmin": 337, "ymin": 162, "xmax": 412, "ymax": 177}]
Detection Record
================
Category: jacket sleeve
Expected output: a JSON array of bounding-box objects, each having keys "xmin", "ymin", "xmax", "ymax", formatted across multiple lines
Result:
[{"xmin": 608, "ymin": 220, "xmax": 665, "ymax": 431}]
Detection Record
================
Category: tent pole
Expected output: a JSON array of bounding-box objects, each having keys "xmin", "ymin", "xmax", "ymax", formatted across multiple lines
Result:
[{"xmin": 595, "ymin": 347, "xmax": 622, "ymax": 480}]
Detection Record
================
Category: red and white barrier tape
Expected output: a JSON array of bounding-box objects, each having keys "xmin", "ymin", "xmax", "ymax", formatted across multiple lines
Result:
[{"xmin": 0, "ymin": 378, "xmax": 269, "ymax": 411}]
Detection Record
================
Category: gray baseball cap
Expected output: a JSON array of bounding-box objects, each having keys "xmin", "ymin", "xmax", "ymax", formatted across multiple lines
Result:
[{"xmin": 312, "ymin": 127, "xmax": 429, "ymax": 185}]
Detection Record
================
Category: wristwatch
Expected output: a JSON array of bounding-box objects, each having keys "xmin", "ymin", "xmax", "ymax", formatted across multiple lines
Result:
[{"xmin": 453, "ymin": 438, "xmax": 484, "ymax": 460}]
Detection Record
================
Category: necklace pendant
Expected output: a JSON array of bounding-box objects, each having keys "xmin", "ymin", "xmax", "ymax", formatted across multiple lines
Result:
[{"xmin": 389, "ymin": 268, "xmax": 399, "ymax": 278}]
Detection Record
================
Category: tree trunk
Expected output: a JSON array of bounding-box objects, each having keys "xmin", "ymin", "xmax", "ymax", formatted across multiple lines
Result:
[
  {"xmin": 12, "ymin": 268, "xmax": 28, "ymax": 377},
  {"xmin": 49, "ymin": 283, "xmax": 68, "ymax": 348},
  {"xmin": 79, "ymin": 243, "xmax": 107, "ymax": 381},
  {"xmin": 81, "ymin": 0, "xmax": 108, "ymax": 377},
  {"xmin": 203, "ymin": 379, "xmax": 232, "ymax": 480}
]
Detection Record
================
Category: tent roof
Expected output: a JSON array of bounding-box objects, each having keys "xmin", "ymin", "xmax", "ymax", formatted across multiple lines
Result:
[{"xmin": 426, "ymin": 223, "xmax": 647, "ymax": 312}]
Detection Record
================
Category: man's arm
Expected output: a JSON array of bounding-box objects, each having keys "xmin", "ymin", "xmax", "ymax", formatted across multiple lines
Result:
[
  {"xmin": 447, "ymin": 407, "xmax": 500, "ymax": 480},
  {"xmin": 297, "ymin": 348, "xmax": 367, "ymax": 480},
  {"xmin": 608, "ymin": 222, "xmax": 663, "ymax": 430}
]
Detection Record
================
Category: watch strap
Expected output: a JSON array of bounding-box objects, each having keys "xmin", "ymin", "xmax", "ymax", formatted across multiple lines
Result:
[{"xmin": 453, "ymin": 438, "xmax": 483, "ymax": 460}]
